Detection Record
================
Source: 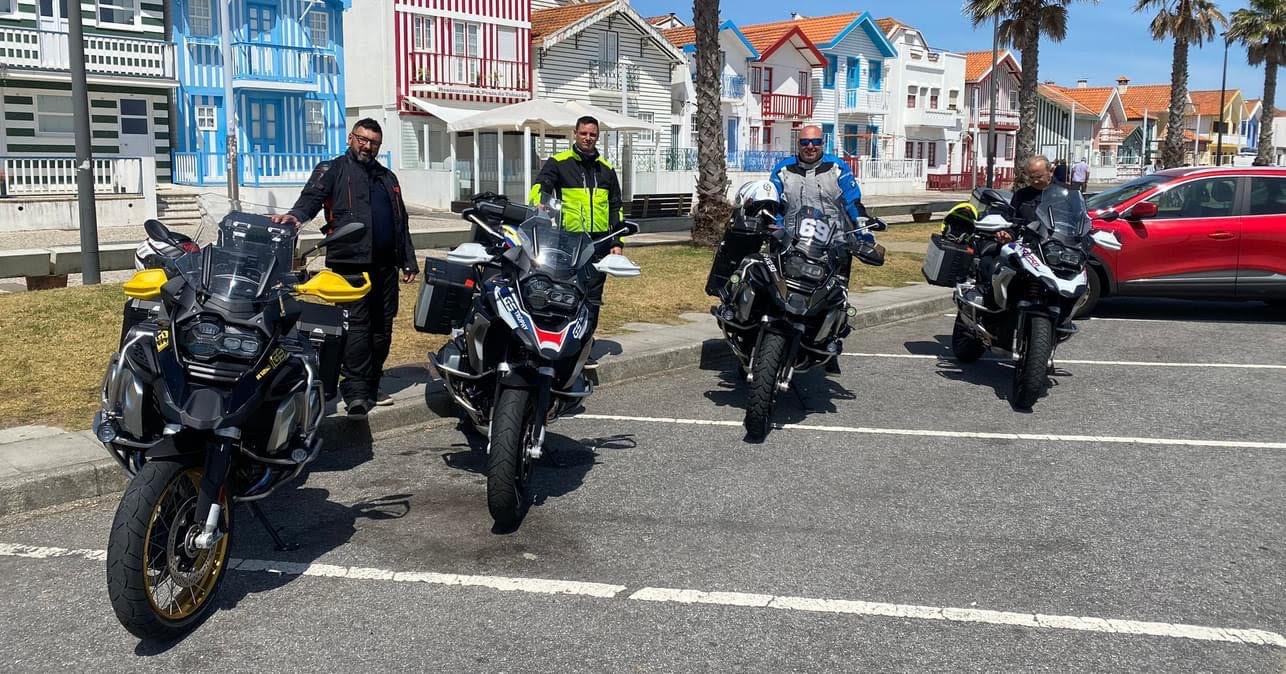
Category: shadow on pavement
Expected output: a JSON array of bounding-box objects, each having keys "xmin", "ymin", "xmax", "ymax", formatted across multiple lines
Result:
[{"xmin": 1089, "ymin": 298, "xmax": 1286, "ymax": 324}]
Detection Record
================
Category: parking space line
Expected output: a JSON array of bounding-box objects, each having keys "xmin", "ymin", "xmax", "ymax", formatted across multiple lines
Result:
[
  {"xmin": 570, "ymin": 414, "xmax": 1286, "ymax": 450},
  {"xmin": 842, "ymin": 352, "xmax": 1286, "ymax": 370},
  {"xmin": 3, "ymin": 542, "xmax": 1282, "ymax": 648}
]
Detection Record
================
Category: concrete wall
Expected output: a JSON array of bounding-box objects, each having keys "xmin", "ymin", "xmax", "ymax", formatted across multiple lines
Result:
[
  {"xmin": 635, "ymin": 170, "xmax": 925, "ymax": 199},
  {"xmin": 0, "ymin": 158, "xmax": 159, "ymax": 232}
]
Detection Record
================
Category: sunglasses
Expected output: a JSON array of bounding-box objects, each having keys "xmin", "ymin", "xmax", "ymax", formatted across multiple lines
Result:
[{"xmin": 798, "ymin": 138, "xmax": 824, "ymax": 148}]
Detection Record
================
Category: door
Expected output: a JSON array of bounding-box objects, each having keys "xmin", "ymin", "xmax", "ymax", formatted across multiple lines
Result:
[
  {"xmin": 1115, "ymin": 176, "xmax": 1241, "ymax": 297},
  {"xmin": 117, "ymin": 99, "xmax": 152, "ymax": 157},
  {"xmin": 726, "ymin": 117, "xmax": 738, "ymax": 156},
  {"xmin": 245, "ymin": 1, "xmax": 278, "ymax": 78},
  {"xmin": 452, "ymin": 21, "xmax": 481, "ymax": 85},
  {"xmin": 246, "ymin": 98, "xmax": 283, "ymax": 179},
  {"xmin": 1238, "ymin": 175, "xmax": 1286, "ymax": 298},
  {"xmin": 37, "ymin": 0, "xmax": 69, "ymax": 67}
]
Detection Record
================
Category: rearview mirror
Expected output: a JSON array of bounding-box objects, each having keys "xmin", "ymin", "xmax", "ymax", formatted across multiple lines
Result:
[
  {"xmin": 143, "ymin": 218, "xmax": 171, "ymax": 243},
  {"xmin": 447, "ymin": 242, "xmax": 494, "ymax": 265},
  {"xmin": 593, "ymin": 253, "xmax": 641, "ymax": 277},
  {"xmin": 1089, "ymin": 230, "xmax": 1123, "ymax": 251},
  {"xmin": 973, "ymin": 188, "xmax": 1009, "ymax": 207},
  {"xmin": 866, "ymin": 217, "xmax": 888, "ymax": 232},
  {"xmin": 620, "ymin": 220, "xmax": 641, "ymax": 237},
  {"xmin": 1095, "ymin": 208, "xmax": 1119, "ymax": 222},
  {"xmin": 1123, "ymin": 201, "xmax": 1158, "ymax": 220},
  {"xmin": 301, "ymin": 221, "xmax": 367, "ymax": 258}
]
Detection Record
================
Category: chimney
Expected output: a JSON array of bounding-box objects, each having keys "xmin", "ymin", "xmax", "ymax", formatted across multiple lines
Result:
[
  {"xmin": 1076, "ymin": 79, "xmax": 1088, "ymax": 89},
  {"xmin": 791, "ymin": 12, "xmax": 805, "ymax": 20},
  {"xmin": 1116, "ymin": 76, "xmax": 1130, "ymax": 94}
]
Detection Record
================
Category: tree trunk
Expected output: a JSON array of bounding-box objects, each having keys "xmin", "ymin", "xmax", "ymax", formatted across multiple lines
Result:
[
  {"xmin": 1014, "ymin": 17, "xmax": 1040, "ymax": 187},
  {"xmin": 1256, "ymin": 54, "xmax": 1277, "ymax": 166},
  {"xmin": 690, "ymin": 0, "xmax": 731, "ymax": 247},
  {"xmin": 1162, "ymin": 37, "xmax": 1189, "ymax": 168}
]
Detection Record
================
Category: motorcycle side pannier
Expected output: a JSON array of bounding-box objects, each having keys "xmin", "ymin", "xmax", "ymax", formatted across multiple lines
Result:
[
  {"xmin": 297, "ymin": 302, "xmax": 346, "ymax": 399},
  {"xmin": 922, "ymin": 234, "xmax": 973, "ymax": 287},
  {"xmin": 414, "ymin": 257, "xmax": 475, "ymax": 334}
]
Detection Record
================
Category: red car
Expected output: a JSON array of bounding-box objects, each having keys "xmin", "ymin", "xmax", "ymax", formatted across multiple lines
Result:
[{"xmin": 1082, "ymin": 166, "xmax": 1286, "ymax": 315}]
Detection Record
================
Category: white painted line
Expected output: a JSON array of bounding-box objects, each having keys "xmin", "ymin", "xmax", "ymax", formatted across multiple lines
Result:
[
  {"xmin": 842, "ymin": 352, "xmax": 1286, "ymax": 370},
  {"xmin": 2, "ymin": 543, "xmax": 1282, "ymax": 648},
  {"xmin": 570, "ymin": 414, "xmax": 1286, "ymax": 450}
]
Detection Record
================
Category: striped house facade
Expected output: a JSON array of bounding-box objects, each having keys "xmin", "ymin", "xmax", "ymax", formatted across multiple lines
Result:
[
  {"xmin": 0, "ymin": 0, "xmax": 177, "ymax": 188},
  {"xmin": 394, "ymin": 0, "xmax": 532, "ymax": 107},
  {"xmin": 170, "ymin": 0, "xmax": 350, "ymax": 185}
]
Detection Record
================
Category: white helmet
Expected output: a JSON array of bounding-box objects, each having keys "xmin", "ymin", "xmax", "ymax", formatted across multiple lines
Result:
[
  {"xmin": 735, "ymin": 180, "xmax": 780, "ymax": 218},
  {"xmin": 134, "ymin": 237, "xmax": 182, "ymax": 270}
]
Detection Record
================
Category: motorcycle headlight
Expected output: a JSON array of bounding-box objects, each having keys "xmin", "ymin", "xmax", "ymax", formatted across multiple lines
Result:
[
  {"xmin": 1042, "ymin": 240, "xmax": 1085, "ymax": 270},
  {"xmin": 521, "ymin": 277, "xmax": 579, "ymax": 312},
  {"xmin": 181, "ymin": 317, "xmax": 264, "ymax": 361},
  {"xmin": 782, "ymin": 253, "xmax": 826, "ymax": 282}
]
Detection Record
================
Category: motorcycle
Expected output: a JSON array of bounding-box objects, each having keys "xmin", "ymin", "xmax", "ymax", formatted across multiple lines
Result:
[
  {"xmin": 417, "ymin": 196, "xmax": 640, "ymax": 528},
  {"xmin": 95, "ymin": 199, "xmax": 370, "ymax": 640},
  {"xmin": 711, "ymin": 207, "xmax": 887, "ymax": 440},
  {"xmin": 923, "ymin": 186, "xmax": 1122, "ymax": 409}
]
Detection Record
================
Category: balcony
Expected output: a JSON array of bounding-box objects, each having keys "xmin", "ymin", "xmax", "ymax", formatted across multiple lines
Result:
[
  {"xmin": 761, "ymin": 93, "xmax": 814, "ymax": 120},
  {"xmin": 970, "ymin": 107, "xmax": 1020, "ymax": 128},
  {"xmin": 234, "ymin": 42, "xmax": 332, "ymax": 85},
  {"xmin": 588, "ymin": 60, "xmax": 640, "ymax": 93},
  {"xmin": 0, "ymin": 27, "xmax": 173, "ymax": 80},
  {"xmin": 1097, "ymin": 128, "xmax": 1125, "ymax": 144},
  {"xmin": 408, "ymin": 53, "xmax": 529, "ymax": 98},
  {"xmin": 721, "ymin": 75, "xmax": 746, "ymax": 101},
  {"xmin": 907, "ymin": 107, "xmax": 962, "ymax": 129},
  {"xmin": 839, "ymin": 89, "xmax": 889, "ymax": 115}
]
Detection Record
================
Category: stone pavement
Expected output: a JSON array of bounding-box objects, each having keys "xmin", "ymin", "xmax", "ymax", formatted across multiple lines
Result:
[{"xmin": 0, "ymin": 283, "xmax": 953, "ymax": 516}]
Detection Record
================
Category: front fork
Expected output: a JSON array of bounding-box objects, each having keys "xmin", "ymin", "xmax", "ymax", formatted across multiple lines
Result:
[
  {"xmin": 746, "ymin": 319, "xmax": 803, "ymax": 391},
  {"xmin": 192, "ymin": 435, "xmax": 234, "ymax": 550}
]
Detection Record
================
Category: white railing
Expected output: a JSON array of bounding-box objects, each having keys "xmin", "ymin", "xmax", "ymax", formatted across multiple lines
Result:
[
  {"xmin": 910, "ymin": 107, "xmax": 962, "ymax": 128},
  {"xmin": 0, "ymin": 28, "xmax": 173, "ymax": 78},
  {"xmin": 851, "ymin": 158, "xmax": 926, "ymax": 181},
  {"xmin": 2, "ymin": 156, "xmax": 143, "ymax": 195},
  {"xmin": 970, "ymin": 107, "xmax": 1020, "ymax": 127},
  {"xmin": 840, "ymin": 89, "xmax": 890, "ymax": 114}
]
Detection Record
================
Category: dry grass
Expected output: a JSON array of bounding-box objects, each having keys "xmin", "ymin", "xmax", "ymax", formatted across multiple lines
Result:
[
  {"xmin": 1, "ymin": 245, "xmax": 927, "ymax": 430},
  {"xmin": 880, "ymin": 221, "xmax": 943, "ymax": 243}
]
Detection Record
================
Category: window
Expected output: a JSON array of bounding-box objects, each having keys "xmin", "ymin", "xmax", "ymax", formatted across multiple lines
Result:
[
  {"xmin": 601, "ymin": 29, "xmax": 619, "ymax": 64},
  {"xmin": 763, "ymin": 67, "xmax": 773, "ymax": 94},
  {"xmin": 750, "ymin": 66, "xmax": 763, "ymax": 94},
  {"xmin": 307, "ymin": 10, "xmax": 328, "ymax": 47},
  {"xmin": 0, "ymin": 0, "xmax": 14, "ymax": 13},
  {"xmin": 867, "ymin": 125, "xmax": 879, "ymax": 157},
  {"xmin": 98, "ymin": 0, "xmax": 139, "ymax": 26},
  {"xmin": 868, "ymin": 59, "xmax": 882, "ymax": 91},
  {"xmin": 762, "ymin": 124, "xmax": 772, "ymax": 146},
  {"xmin": 119, "ymin": 99, "xmax": 148, "ymax": 135},
  {"xmin": 927, "ymin": 142, "xmax": 937, "ymax": 167},
  {"xmin": 187, "ymin": 0, "xmax": 212, "ymax": 36},
  {"xmin": 749, "ymin": 126, "xmax": 760, "ymax": 148},
  {"xmin": 1247, "ymin": 177, "xmax": 1286, "ymax": 216},
  {"xmin": 823, "ymin": 57, "xmax": 837, "ymax": 90},
  {"xmin": 633, "ymin": 112, "xmax": 654, "ymax": 144},
  {"xmin": 195, "ymin": 105, "xmax": 217, "ymax": 131},
  {"xmin": 452, "ymin": 20, "xmax": 481, "ymax": 83},
  {"xmin": 821, "ymin": 123, "xmax": 833, "ymax": 153},
  {"xmin": 497, "ymin": 26, "xmax": 517, "ymax": 61},
  {"xmin": 1148, "ymin": 178, "xmax": 1238, "ymax": 219},
  {"xmin": 1004, "ymin": 135, "xmax": 1015, "ymax": 160},
  {"xmin": 670, "ymin": 124, "xmax": 681, "ymax": 149},
  {"xmin": 412, "ymin": 16, "xmax": 434, "ymax": 51},
  {"xmin": 930, "ymin": 88, "xmax": 939, "ymax": 109},
  {"xmin": 905, "ymin": 140, "xmax": 914, "ymax": 158},
  {"xmin": 843, "ymin": 124, "xmax": 858, "ymax": 156},
  {"xmin": 948, "ymin": 89, "xmax": 959, "ymax": 110},
  {"xmin": 906, "ymin": 86, "xmax": 917, "ymax": 109},
  {"xmin": 36, "ymin": 95, "xmax": 74, "ymax": 134},
  {"xmin": 305, "ymin": 101, "xmax": 325, "ymax": 145},
  {"xmin": 845, "ymin": 57, "xmax": 858, "ymax": 90},
  {"xmin": 798, "ymin": 71, "xmax": 810, "ymax": 97},
  {"xmin": 916, "ymin": 142, "xmax": 925, "ymax": 160},
  {"xmin": 1008, "ymin": 89, "xmax": 1018, "ymax": 111}
]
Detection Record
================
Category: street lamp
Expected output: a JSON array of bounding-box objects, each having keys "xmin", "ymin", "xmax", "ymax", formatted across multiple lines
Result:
[{"xmin": 1216, "ymin": 32, "xmax": 1229, "ymax": 166}]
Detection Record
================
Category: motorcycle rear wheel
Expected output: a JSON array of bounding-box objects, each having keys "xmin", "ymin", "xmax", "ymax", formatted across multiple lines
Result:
[
  {"xmin": 487, "ymin": 387, "xmax": 532, "ymax": 528},
  {"xmin": 745, "ymin": 332, "xmax": 787, "ymax": 440},
  {"xmin": 1012, "ymin": 314, "xmax": 1053, "ymax": 410},
  {"xmin": 106, "ymin": 459, "xmax": 232, "ymax": 641}
]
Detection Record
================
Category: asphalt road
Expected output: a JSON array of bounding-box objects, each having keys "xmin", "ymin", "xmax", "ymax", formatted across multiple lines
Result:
[{"xmin": 1, "ymin": 299, "xmax": 1283, "ymax": 671}]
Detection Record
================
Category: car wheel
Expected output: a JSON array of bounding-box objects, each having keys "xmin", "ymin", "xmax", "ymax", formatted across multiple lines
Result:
[{"xmin": 1075, "ymin": 265, "xmax": 1104, "ymax": 319}]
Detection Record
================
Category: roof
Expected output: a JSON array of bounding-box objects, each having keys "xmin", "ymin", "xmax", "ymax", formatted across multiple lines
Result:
[
  {"xmin": 1052, "ymin": 86, "xmax": 1116, "ymax": 116},
  {"xmin": 1244, "ymin": 98, "xmax": 1262, "ymax": 117},
  {"xmin": 1038, "ymin": 84, "xmax": 1077, "ymax": 109},
  {"xmin": 1117, "ymin": 84, "xmax": 1175, "ymax": 119},
  {"xmin": 662, "ymin": 25, "xmax": 694, "ymax": 49},
  {"xmin": 875, "ymin": 17, "xmax": 910, "ymax": 36},
  {"xmin": 740, "ymin": 12, "xmax": 860, "ymax": 46},
  {"xmin": 1188, "ymin": 89, "xmax": 1238, "ymax": 117},
  {"xmin": 645, "ymin": 14, "xmax": 676, "ymax": 25},
  {"xmin": 531, "ymin": 1, "xmax": 613, "ymax": 41},
  {"xmin": 962, "ymin": 50, "xmax": 1018, "ymax": 82},
  {"xmin": 757, "ymin": 26, "xmax": 827, "ymax": 66}
]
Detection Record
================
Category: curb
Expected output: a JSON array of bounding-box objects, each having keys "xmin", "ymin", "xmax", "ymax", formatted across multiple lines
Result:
[{"xmin": 0, "ymin": 292, "xmax": 952, "ymax": 518}]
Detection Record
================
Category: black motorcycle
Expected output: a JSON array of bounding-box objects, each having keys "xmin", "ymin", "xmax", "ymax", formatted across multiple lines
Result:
[
  {"xmin": 95, "ymin": 206, "xmax": 368, "ymax": 640},
  {"xmin": 711, "ymin": 207, "xmax": 886, "ymax": 440},
  {"xmin": 417, "ymin": 196, "xmax": 639, "ymax": 528}
]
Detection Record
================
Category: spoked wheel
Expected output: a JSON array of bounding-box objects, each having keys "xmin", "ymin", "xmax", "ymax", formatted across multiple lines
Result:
[
  {"xmin": 106, "ymin": 460, "xmax": 232, "ymax": 641},
  {"xmin": 487, "ymin": 387, "xmax": 533, "ymax": 529},
  {"xmin": 745, "ymin": 332, "xmax": 788, "ymax": 441},
  {"xmin": 1012, "ymin": 314, "xmax": 1053, "ymax": 410},
  {"xmin": 951, "ymin": 314, "xmax": 987, "ymax": 363}
]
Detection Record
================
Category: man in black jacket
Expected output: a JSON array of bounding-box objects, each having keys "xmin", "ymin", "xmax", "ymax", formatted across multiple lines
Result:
[{"xmin": 272, "ymin": 118, "xmax": 419, "ymax": 416}]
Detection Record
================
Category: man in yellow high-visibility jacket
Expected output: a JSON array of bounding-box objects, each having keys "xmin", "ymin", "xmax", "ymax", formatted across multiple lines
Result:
[{"xmin": 528, "ymin": 115, "xmax": 625, "ymax": 255}]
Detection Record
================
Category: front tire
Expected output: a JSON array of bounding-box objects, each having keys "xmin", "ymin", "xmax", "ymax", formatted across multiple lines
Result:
[
  {"xmin": 745, "ymin": 332, "xmax": 788, "ymax": 440},
  {"xmin": 487, "ymin": 387, "xmax": 531, "ymax": 528},
  {"xmin": 106, "ymin": 459, "xmax": 232, "ymax": 641},
  {"xmin": 951, "ymin": 314, "xmax": 987, "ymax": 363},
  {"xmin": 1012, "ymin": 314, "xmax": 1053, "ymax": 410}
]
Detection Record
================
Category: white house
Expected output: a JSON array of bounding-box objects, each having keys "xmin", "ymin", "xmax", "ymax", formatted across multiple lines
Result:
[
  {"xmin": 963, "ymin": 49, "xmax": 1021, "ymax": 183},
  {"xmin": 876, "ymin": 17, "xmax": 968, "ymax": 180}
]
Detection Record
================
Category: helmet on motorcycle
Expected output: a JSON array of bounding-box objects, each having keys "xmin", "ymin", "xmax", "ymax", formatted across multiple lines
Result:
[
  {"xmin": 942, "ymin": 201, "xmax": 978, "ymax": 239},
  {"xmin": 134, "ymin": 237, "xmax": 181, "ymax": 270},
  {"xmin": 736, "ymin": 180, "xmax": 780, "ymax": 218}
]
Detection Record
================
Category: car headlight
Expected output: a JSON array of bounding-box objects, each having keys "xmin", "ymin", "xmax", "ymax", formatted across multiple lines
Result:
[{"xmin": 181, "ymin": 316, "xmax": 264, "ymax": 361}]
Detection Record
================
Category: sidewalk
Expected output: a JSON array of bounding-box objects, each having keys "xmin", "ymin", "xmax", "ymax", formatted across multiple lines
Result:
[{"xmin": 0, "ymin": 283, "xmax": 953, "ymax": 516}]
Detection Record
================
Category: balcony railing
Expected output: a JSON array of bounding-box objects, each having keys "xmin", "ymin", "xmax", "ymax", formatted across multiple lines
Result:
[
  {"xmin": 721, "ymin": 75, "xmax": 746, "ymax": 101},
  {"xmin": 588, "ymin": 60, "xmax": 640, "ymax": 92},
  {"xmin": 0, "ymin": 27, "xmax": 173, "ymax": 79},
  {"xmin": 234, "ymin": 42, "xmax": 332, "ymax": 84},
  {"xmin": 841, "ymin": 158, "xmax": 926, "ymax": 181},
  {"xmin": 970, "ymin": 107, "xmax": 1020, "ymax": 127},
  {"xmin": 1097, "ymin": 128, "xmax": 1125, "ymax": 143},
  {"xmin": 408, "ymin": 54, "xmax": 529, "ymax": 95},
  {"xmin": 172, "ymin": 151, "xmax": 389, "ymax": 187},
  {"xmin": 761, "ymin": 93, "xmax": 814, "ymax": 119},
  {"xmin": 1, "ymin": 156, "xmax": 143, "ymax": 196},
  {"xmin": 661, "ymin": 147, "xmax": 791, "ymax": 172},
  {"xmin": 840, "ymin": 89, "xmax": 889, "ymax": 114},
  {"xmin": 908, "ymin": 107, "xmax": 961, "ymax": 128}
]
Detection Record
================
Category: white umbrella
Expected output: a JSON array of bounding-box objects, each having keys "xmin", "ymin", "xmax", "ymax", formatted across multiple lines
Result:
[{"xmin": 447, "ymin": 98, "xmax": 659, "ymax": 133}]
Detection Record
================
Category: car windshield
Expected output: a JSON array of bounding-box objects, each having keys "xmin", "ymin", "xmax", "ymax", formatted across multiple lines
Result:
[
  {"xmin": 1085, "ymin": 175, "xmax": 1172, "ymax": 210},
  {"xmin": 512, "ymin": 199, "xmax": 594, "ymax": 279},
  {"xmin": 1036, "ymin": 189, "xmax": 1092, "ymax": 245}
]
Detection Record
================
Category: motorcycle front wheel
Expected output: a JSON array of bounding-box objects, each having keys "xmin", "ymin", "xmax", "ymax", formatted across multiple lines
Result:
[
  {"xmin": 106, "ymin": 459, "xmax": 232, "ymax": 641},
  {"xmin": 487, "ymin": 386, "xmax": 532, "ymax": 528},
  {"xmin": 1012, "ymin": 314, "xmax": 1053, "ymax": 409},
  {"xmin": 745, "ymin": 332, "xmax": 787, "ymax": 440}
]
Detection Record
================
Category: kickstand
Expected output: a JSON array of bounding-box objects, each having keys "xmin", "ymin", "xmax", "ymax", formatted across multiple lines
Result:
[{"xmin": 247, "ymin": 502, "xmax": 299, "ymax": 552}]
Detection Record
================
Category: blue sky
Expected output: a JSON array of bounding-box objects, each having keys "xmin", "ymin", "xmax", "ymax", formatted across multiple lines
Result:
[{"xmin": 634, "ymin": 0, "xmax": 1276, "ymax": 108}]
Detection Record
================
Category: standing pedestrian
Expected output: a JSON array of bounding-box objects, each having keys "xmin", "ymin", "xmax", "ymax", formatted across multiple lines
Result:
[
  {"xmin": 1052, "ymin": 158, "xmax": 1068, "ymax": 184},
  {"xmin": 1071, "ymin": 156, "xmax": 1090, "ymax": 192},
  {"xmin": 272, "ymin": 118, "xmax": 419, "ymax": 416}
]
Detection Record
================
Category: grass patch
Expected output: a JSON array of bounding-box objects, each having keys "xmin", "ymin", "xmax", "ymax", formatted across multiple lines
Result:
[
  {"xmin": 1, "ymin": 245, "xmax": 926, "ymax": 430},
  {"xmin": 880, "ymin": 221, "xmax": 943, "ymax": 244}
]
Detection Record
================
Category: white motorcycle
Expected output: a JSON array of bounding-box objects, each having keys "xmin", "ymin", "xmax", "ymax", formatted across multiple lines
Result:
[{"xmin": 923, "ymin": 185, "xmax": 1122, "ymax": 409}]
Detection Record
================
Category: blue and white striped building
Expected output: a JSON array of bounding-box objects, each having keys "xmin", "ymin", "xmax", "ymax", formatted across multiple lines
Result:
[{"xmin": 170, "ymin": 0, "xmax": 350, "ymax": 186}]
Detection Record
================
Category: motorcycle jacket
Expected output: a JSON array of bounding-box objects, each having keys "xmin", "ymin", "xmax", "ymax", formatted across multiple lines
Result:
[
  {"xmin": 527, "ymin": 147, "xmax": 624, "ymax": 242},
  {"xmin": 768, "ymin": 153, "xmax": 868, "ymax": 231}
]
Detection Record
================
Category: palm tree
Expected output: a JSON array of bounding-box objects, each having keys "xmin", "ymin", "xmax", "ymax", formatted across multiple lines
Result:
[
  {"xmin": 690, "ymin": 0, "xmax": 730, "ymax": 247},
  {"xmin": 1228, "ymin": 0, "xmax": 1286, "ymax": 166},
  {"xmin": 1136, "ymin": 0, "xmax": 1226, "ymax": 168},
  {"xmin": 964, "ymin": 0, "xmax": 1095, "ymax": 185}
]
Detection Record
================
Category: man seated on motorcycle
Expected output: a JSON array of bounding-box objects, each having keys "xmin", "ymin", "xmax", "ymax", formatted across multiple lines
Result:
[{"xmin": 973, "ymin": 155, "xmax": 1056, "ymax": 296}]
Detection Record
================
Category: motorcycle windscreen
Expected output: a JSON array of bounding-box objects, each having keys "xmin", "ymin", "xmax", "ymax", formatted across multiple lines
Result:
[
  {"xmin": 783, "ymin": 209, "xmax": 842, "ymax": 261},
  {"xmin": 201, "ymin": 239, "xmax": 282, "ymax": 302},
  {"xmin": 1036, "ymin": 189, "xmax": 1092, "ymax": 247},
  {"xmin": 519, "ymin": 217, "xmax": 594, "ymax": 279}
]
